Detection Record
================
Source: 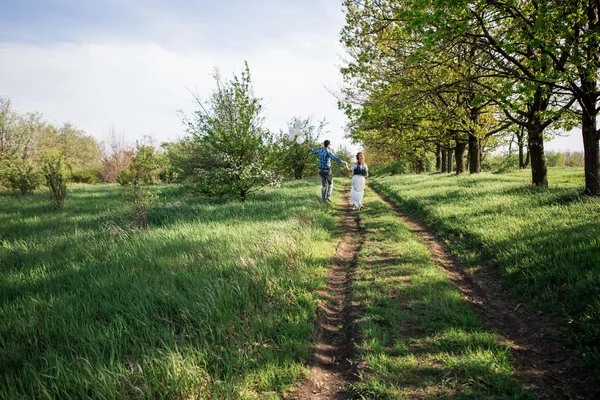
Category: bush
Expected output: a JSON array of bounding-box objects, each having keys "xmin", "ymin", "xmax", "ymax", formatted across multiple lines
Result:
[
  {"xmin": 41, "ymin": 155, "xmax": 71, "ymax": 208},
  {"xmin": 70, "ymin": 167, "xmax": 102, "ymax": 184},
  {"xmin": 371, "ymin": 160, "xmax": 411, "ymax": 176},
  {"xmin": 564, "ymin": 151, "xmax": 584, "ymax": 167},
  {"xmin": 0, "ymin": 159, "xmax": 43, "ymax": 194},
  {"xmin": 481, "ymin": 154, "xmax": 507, "ymax": 172},
  {"xmin": 546, "ymin": 150, "xmax": 566, "ymax": 167},
  {"xmin": 495, "ymin": 154, "xmax": 520, "ymax": 173}
]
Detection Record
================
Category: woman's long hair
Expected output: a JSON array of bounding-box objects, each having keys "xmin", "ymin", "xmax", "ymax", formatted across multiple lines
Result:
[{"xmin": 356, "ymin": 152, "xmax": 365, "ymax": 165}]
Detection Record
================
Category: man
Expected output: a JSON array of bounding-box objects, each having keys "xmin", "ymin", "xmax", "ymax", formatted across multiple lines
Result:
[{"xmin": 306, "ymin": 140, "xmax": 348, "ymax": 202}]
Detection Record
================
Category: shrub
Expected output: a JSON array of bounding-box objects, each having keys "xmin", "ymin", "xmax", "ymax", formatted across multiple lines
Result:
[
  {"xmin": 41, "ymin": 155, "xmax": 71, "ymax": 208},
  {"xmin": 70, "ymin": 167, "xmax": 102, "ymax": 184},
  {"xmin": 0, "ymin": 158, "xmax": 43, "ymax": 194},
  {"xmin": 546, "ymin": 150, "xmax": 566, "ymax": 167},
  {"xmin": 123, "ymin": 181, "xmax": 157, "ymax": 230},
  {"xmin": 564, "ymin": 151, "xmax": 584, "ymax": 168}
]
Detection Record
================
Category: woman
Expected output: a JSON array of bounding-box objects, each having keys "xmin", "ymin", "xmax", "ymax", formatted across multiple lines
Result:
[{"xmin": 348, "ymin": 152, "xmax": 368, "ymax": 210}]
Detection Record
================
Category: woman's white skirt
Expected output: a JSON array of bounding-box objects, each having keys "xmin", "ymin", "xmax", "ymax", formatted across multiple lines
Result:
[{"xmin": 350, "ymin": 175, "xmax": 365, "ymax": 208}]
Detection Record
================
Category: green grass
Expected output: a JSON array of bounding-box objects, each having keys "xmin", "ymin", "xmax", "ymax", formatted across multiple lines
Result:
[
  {"xmin": 0, "ymin": 179, "xmax": 342, "ymax": 399},
  {"xmin": 371, "ymin": 167, "xmax": 600, "ymax": 368},
  {"xmin": 349, "ymin": 189, "xmax": 533, "ymax": 399}
]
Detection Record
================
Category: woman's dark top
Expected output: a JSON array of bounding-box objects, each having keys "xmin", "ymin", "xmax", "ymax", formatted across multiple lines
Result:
[{"xmin": 353, "ymin": 164, "xmax": 368, "ymax": 176}]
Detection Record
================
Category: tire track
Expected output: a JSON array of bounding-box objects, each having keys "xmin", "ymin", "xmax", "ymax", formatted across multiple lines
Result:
[
  {"xmin": 288, "ymin": 184, "xmax": 364, "ymax": 400},
  {"xmin": 369, "ymin": 182, "xmax": 598, "ymax": 400}
]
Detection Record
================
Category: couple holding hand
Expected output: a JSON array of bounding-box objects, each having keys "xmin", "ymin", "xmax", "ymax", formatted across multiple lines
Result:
[{"xmin": 306, "ymin": 140, "xmax": 368, "ymax": 211}]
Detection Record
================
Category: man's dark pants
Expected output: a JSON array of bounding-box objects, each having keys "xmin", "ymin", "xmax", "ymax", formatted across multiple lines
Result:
[{"xmin": 318, "ymin": 168, "xmax": 333, "ymax": 200}]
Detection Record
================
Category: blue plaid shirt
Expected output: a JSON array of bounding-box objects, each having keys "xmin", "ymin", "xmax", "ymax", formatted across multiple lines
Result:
[{"xmin": 309, "ymin": 147, "xmax": 344, "ymax": 169}]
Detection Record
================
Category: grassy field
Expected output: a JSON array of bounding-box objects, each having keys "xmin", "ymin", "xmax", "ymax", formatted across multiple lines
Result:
[
  {"xmin": 371, "ymin": 167, "xmax": 600, "ymax": 368},
  {"xmin": 0, "ymin": 179, "xmax": 340, "ymax": 399},
  {"xmin": 350, "ymin": 188, "xmax": 533, "ymax": 398}
]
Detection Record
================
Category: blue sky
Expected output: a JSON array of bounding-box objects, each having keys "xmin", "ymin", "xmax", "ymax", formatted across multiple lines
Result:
[
  {"xmin": 0, "ymin": 0, "xmax": 356, "ymax": 151},
  {"xmin": 0, "ymin": 0, "xmax": 584, "ymax": 153}
]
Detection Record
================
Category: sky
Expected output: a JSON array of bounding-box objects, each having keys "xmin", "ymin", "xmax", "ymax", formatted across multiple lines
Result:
[{"xmin": 0, "ymin": 0, "xmax": 584, "ymax": 153}]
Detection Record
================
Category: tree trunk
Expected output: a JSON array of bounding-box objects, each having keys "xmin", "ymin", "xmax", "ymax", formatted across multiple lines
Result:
[
  {"xmin": 518, "ymin": 126, "xmax": 527, "ymax": 169},
  {"xmin": 435, "ymin": 145, "xmax": 442, "ymax": 171},
  {"xmin": 441, "ymin": 148, "xmax": 448, "ymax": 173},
  {"xmin": 581, "ymin": 81, "xmax": 600, "ymax": 195},
  {"xmin": 455, "ymin": 142, "xmax": 466, "ymax": 174},
  {"xmin": 468, "ymin": 132, "xmax": 480, "ymax": 173},
  {"xmin": 447, "ymin": 148, "xmax": 453, "ymax": 173},
  {"xmin": 528, "ymin": 122, "xmax": 548, "ymax": 187}
]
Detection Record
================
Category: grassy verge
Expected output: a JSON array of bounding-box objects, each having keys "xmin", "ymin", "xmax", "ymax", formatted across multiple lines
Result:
[
  {"xmin": 0, "ymin": 179, "xmax": 341, "ymax": 399},
  {"xmin": 371, "ymin": 168, "xmax": 600, "ymax": 368},
  {"xmin": 350, "ymin": 189, "xmax": 532, "ymax": 399}
]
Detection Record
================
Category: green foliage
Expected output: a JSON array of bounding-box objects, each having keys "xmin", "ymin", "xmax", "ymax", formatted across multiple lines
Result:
[
  {"xmin": 40, "ymin": 154, "xmax": 71, "ymax": 209},
  {"xmin": 70, "ymin": 167, "xmax": 102, "ymax": 184},
  {"xmin": 116, "ymin": 140, "xmax": 160, "ymax": 186},
  {"xmin": 372, "ymin": 168, "xmax": 600, "ymax": 369},
  {"xmin": 0, "ymin": 158, "xmax": 43, "ymax": 194},
  {"xmin": 370, "ymin": 160, "xmax": 412, "ymax": 176},
  {"xmin": 114, "ymin": 141, "xmax": 163, "ymax": 230},
  {"xmin": 39, "ymin": 122, "xmax": 102, "ymax": 172},
  {"xmin": 338, "ymin": 0, "xmax": 592, "ymax": 187},
  {"xmin": 182, "ymin": 63, "xmax": 280, "ymax": 201},
  {"xmin": 329, "ymin": 145, "xmax": 353, "ymax": 177},
  {"xmin": 158, "ymin": 139, "xmax": 202, "ymax": 182},
  {"xmin": 546, "ymin": 150, "xmax": 567, "ymax": 167},
  {"xmin": 564, "ymin": 151, "xmax": 584, "ymax": 168},
  {"xmin": 155, "ymin": 151, "xmax": 178, "ymax": 184},
  {"xmin": 495, "ymin": 154, "xmax": 520, "ymax": 173},
  {"xmin": 0, "ymin": 180, "xmax": 338, "ymax": 398}
]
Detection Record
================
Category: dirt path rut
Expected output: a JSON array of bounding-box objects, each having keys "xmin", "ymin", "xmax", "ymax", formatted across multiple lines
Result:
[
  {"xmin": 369, "ymin": 183, "xmax": 598, "ymax": 400},
  {"xmin": 288, "ymin": 185, "xmax": 364, "ymax": 400}
]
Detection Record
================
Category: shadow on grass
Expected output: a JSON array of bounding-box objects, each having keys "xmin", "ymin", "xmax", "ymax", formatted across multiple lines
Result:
[
  {"xmin": 370, "ymin": 178, "xmax": 600, "ymax": 370},
  {"xmin": 0, "ymin": 179, "xmax": 339, "ymax": 398}
]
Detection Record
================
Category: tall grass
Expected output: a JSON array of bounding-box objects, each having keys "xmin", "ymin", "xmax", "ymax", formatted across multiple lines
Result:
[
  {"xmin": 371, "ymin": 167, "xmax": 600, "ymax": 368},
  {"xmin": 0, "ymin": 180, "xmax": 339, "ymax": 398},
  {"xmin": 350, "ymin": 189, "xmax": 532, "ymax": 398}
]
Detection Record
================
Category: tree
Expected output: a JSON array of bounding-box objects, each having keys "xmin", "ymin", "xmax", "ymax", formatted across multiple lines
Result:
[
  {"xmin": 100, "ymin": 127, "xmax": 133, "ymax": 183},
  {"xmin": 338, "ymin": 0, "xmax": 579, "ymax": 186},
  {"xmin": 182, "ymin": 62, "xmax": 280, "ymax": 201}
]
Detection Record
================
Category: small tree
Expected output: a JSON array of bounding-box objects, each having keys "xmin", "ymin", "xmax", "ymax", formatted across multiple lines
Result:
[
  {"xmin": 122, "ymin": 180, "xmax": 157, "ymax": 231},
  {"xmin": 40, "ymin": 154, "xmax": 70, "ymax": 208},
  {"xmin": 182, "ymin": 62, "xmax": 279, "ymax": 200},
  {"xmin": 117, "ymin": 140, "xmax": 160, "ymax": 230}
]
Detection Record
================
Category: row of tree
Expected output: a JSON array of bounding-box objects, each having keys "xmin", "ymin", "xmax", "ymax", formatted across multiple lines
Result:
[
  {"xmin": 338, "ymin": 0, "xmax": 599, "ymax": 195},
  {"xmin": 1, "ymin": 64, "xmax": 349, "ymax": 202}
]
